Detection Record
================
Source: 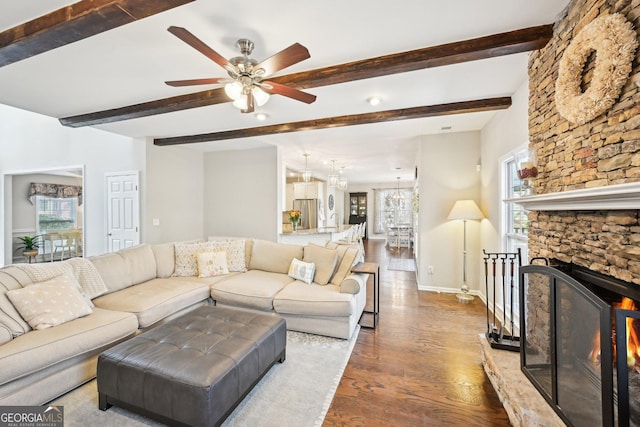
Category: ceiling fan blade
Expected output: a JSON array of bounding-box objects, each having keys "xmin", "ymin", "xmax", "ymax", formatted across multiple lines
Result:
[
  {"xmin": 242, "ymin": 91, "xmax": 255, "ymax": 113},
  {"xmin": 255, "ymin": 43, "xmax": 310, "ymax": 76},
  {"xmin": 167, "ymin": 26, "xmax": 233, "ymax": 71},
  {"xmin": 261, "ymin": 81, "xmax": 316, "ymax": 104},
  {"xmin": 165, "ymin": 77, "xmax": 228, "ymax": 87}
]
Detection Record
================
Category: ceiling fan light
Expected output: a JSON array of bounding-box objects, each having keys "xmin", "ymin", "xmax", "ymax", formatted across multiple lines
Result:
[
  {"xmin": 233, "ymin": 95, "xmax": 248, "ymax": 110},
  {"xmin": 224, "ymin": 81, "xmax": 243, "ymax": 100},
  {"xmin": 252, "ymin": 87, "xmax": 270, "ymax": 106}
]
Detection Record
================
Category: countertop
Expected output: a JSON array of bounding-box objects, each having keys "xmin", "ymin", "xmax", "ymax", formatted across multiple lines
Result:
[{"xmin": 280, "ymin": 225, "xmax": 352, "ymax": 236}]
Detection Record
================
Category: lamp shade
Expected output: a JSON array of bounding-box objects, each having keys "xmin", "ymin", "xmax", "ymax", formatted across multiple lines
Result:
[{"xmin": 447, "ymin": 200, "xmax": 484, "ymax": 220}]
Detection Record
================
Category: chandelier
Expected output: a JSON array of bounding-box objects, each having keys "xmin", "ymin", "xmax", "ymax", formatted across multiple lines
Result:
[
  {"xmin": 302, "ymin": 154, "xmax": 312, "ymax": 183},
  {"xmin": 338, "ymin": 167, "xmax": 348, "ymax": 190},
  {"xmin": 328, "ymin": 160, "xmax": 339, "ymax": 187},
  {"xmin": 392, "ymin": 177, "xmax": 404, "ymax": 207}
]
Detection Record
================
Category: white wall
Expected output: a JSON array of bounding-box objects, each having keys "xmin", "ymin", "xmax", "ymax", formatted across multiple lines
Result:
[
  {"xmin": 417, "ymin": 131, "xmax": 483, "ymax": 294},
  {"xmin": 480, "ymin": 79, "xmax": 530, "ymax": 256},
  {"xmin": 203, "ymin": 146, "xmax": 280, "ymax": 241},
  {"xmin": 0, "ymin": 104, "xmax": 144, "ymax": 264},
  {"xmin": 144, "ymin": 139, "xmax": 204, "ymax": 244}
]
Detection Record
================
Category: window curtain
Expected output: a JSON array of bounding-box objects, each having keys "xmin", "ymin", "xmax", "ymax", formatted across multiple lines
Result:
[
  {"xmin": 374, "ymin": 190, "xmax": 385, "ymax": 234},
  {"xmin": 28, "ymin": 183, "xmax": 82, "ymax": 205}
]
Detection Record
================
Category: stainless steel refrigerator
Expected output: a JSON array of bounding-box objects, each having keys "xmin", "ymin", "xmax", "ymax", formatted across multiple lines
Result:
[{"xmin": 293, "ymin": 199, "xmax": 318, "ymax": 230}]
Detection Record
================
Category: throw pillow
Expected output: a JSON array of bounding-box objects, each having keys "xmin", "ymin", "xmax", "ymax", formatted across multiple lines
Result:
[
  {"xmin": 288, "ymin": 258, "xmax": 315, "ymax": 285},
  {"xmin": 197, "ymin": 251, "xmax": 229, "ymax": 278},
  {"xmin": 173, "ymin": 241, "xmax": 217, "ymax": 277},
  {"xmin": 303, "ymin": 243, "xmax": 339, "ymax": 285},
  {"xmin": 330, "ymin": 246, "xmax": 360, "ymax": 285},
  {"xmin": 212, "ymin": 240, "xmax": 247, "ymax": 272},
  {"xmin": 6, "ymin": 273, "xmax": 93, "ymax": 330}
]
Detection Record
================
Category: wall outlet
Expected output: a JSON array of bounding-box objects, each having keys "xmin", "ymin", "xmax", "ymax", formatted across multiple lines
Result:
[
  {"xmin": 427, "ymin": 266, "xmax": 434, "ymax": 274},
  {"xmin": 152, "ymin": 218, "xmax": 160, "ymax": 226}
]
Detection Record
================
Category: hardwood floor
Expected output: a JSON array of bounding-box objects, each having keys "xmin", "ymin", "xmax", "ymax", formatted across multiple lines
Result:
[{"xmin": 324, "ymin": 239, "xmax": 511, "ymax": 426}]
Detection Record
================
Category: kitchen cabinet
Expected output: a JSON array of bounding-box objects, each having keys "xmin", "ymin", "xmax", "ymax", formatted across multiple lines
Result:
[{"xmin": 293, "ymin": 182, "xmax": 322, "ymax": 199}]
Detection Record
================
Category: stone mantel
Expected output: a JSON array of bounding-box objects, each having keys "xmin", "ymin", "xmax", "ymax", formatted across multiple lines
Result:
[{"xmin": 506, "ymin": 182, "xmax": 640, "ymax": 211}]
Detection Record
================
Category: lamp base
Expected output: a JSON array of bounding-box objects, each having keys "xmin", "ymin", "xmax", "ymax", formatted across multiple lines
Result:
[{"xmin": 456, "ymin": 292, "xmax": 475, "ymax": 303}]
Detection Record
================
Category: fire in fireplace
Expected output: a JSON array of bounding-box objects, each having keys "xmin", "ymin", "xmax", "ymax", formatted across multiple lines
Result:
[{"xmin": 520, "ymin": 261, "xmax": 640, "ymax": 427}]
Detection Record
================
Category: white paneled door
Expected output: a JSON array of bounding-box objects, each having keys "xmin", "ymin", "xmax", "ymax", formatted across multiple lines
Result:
[{"xmin": 106, "ymin": 172, "xmax": 140, "ymax": 252}]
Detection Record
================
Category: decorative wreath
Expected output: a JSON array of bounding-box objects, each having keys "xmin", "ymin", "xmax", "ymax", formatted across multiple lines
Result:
[{"xmin": 555, "ymin": 13, "xmax": 638, "ymax": 125}]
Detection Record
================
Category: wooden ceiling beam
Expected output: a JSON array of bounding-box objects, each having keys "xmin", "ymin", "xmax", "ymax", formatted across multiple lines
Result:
[
  {"xmin": 60, "ymin": 25, "xmax": 551, "ymax": 128},
  {"xmin": 153, "ymin": 97, "xmax": 512, "ymax": 146},
  {"xmin": 0, "ymin": 0, "xmax": 194, "ymax": 67}
]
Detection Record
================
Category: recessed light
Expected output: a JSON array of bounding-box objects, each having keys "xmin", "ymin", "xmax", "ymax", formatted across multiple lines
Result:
[
  {"xmin": 255, "ymin": 113, "xmax": 268, "ymax": 121},
  {"xmin": 367, "ymin": 96, "xmax": 383, "ymax": 106}
]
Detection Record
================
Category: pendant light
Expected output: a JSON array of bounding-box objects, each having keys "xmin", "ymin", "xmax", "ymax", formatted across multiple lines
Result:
[
  {"xmin": 302, "ymin": 154, "xmax": 312, "ymax": 183},
  {"xmin": 328, "ymin": 160, "xmax": 339, "ymax": 187},
  {"xmin": 338, "ymin": 167, "xmax": 348, "ymax": 190},
  {"xmin": 392, "ymin": 177, "xmax": 403, "ymax": 207}
]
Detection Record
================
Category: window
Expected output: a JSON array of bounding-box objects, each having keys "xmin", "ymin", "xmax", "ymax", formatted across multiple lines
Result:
[
  {"xmin": 36, "ymin": 196, "xmax": 78, "ymax": 234},
  {"xmin": 374, "ymin": 188, "xmax": 413, "ymax": 234},
  {"xmin": 500, "ymin": 152, "xmax": 530, "ymax": 330}
]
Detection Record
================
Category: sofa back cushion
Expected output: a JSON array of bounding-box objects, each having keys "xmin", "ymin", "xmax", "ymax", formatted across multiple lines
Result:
[
  {"xmin": 89, "ymin": 252, "xmax": 132, "ymax": 293},
  {"xmin": 250, "ymin": 240, "xmax": 304, "ymax": 274},
  {"xmin": 0, "ymin": 267, "xmax": 33, "ymax": 339},
  {"xmin": 303, "ymin": 244, "xmax": 338, "ymax": 285},
  {"xmin": 118, "ymin": 244, "xmax": 157, "ymax": 285},
  {"xmin": 151, "ymin": 243, "xmax": 175, "ymax": 278},
  {"xmin": 330, "ymin": 246, "xmax": 361, "ymax": 285}
]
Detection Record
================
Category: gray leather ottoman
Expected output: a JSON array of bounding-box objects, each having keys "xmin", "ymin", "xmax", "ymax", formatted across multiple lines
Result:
[{"xmin": 97, "ymin": 305, "xmax": 286, "ymax": 427}]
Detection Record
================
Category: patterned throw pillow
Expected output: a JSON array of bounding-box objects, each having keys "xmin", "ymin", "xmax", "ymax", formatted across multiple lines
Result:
[
  {"xmin": 213, "ymin": 240, "xmax": 246, "ymax": 272},
  {"xmin": 288, "ymin": 258, "xmax": 315, "ymax": 285},
  {"xmin": 6, "ymin": 273, "xmax": 93, "ymax": 330},
  {"xmin": 197, "ymin": 251, "xmax": 229, "ymax": 278},
  {"xmin": 174, "ymin": 242, "xmax": 217, "ymax": 277}
]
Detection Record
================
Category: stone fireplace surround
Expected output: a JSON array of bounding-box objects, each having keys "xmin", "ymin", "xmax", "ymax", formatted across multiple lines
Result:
[{"xmin": 482, "ymin": 0, "xmax": 640, "ymax": 423}]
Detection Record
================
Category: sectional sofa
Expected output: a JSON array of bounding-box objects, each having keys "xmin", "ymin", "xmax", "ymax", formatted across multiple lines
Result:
[{"xmin": 0, "ymin": 237, "xmax": 366, "ymax": 405}]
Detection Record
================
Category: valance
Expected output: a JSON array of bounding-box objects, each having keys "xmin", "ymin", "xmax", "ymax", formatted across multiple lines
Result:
[{"xmin": 28, "ymin": 183, "xmax": 82, "ymax": 205}]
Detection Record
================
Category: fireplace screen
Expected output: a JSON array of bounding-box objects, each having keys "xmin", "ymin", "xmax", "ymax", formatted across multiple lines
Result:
[{"xmin": 520, "ymin": 264, "xmax": 614, "ymax": 426}]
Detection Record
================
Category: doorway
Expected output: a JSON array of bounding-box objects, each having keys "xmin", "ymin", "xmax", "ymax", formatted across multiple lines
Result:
[{"xmin": 3, "ymin": 166, "xmax": 84, "ymax": 265}]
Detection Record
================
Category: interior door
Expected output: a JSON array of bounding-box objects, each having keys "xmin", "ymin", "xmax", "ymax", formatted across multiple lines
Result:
[{"xmin": 106, "ymin": 172, "xmax": 139, "ymax": 252}]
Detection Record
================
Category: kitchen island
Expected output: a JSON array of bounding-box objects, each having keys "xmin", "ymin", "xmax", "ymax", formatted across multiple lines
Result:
[{"xmin": 279, "ymin": 225, "xmax": 353, "ymax": 246}]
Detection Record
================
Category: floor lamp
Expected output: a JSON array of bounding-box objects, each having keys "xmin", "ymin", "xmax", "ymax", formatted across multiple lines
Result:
[{"xmin": 447, "ymin": 200, "xmax": 485, "ymax": 303}]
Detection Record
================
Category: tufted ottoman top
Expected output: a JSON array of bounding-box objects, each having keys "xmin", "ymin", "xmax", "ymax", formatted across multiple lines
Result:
[{"xmin": 97, "ymin": 305, "xmax": 287, "ymax": 427}]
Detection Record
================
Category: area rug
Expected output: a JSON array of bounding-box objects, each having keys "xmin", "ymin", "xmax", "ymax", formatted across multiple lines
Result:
[
  {"xmin": 388, "ymin": 257, "xmax": 416, "ymax": 272},
  {"xmin": 52, "ymin": 327, "xmax": 359, "ymax": 427}
]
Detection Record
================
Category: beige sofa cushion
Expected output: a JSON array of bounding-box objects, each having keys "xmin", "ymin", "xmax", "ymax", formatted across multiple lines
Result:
[
  {"xmin": 6, "ymin": 274, "xmax": 93, "ymax": 330},
  {"xmin": 92, "ymin": 278, "xmax": 210, "ymax": 328},
  {"xmin": 0, "ymin": 308, "xmax": 138, "ymax": 387},
  {"xmin": 0, "ymin": 267, "xmax": 34, "ymax": 337},
  {"xmin": 250, "ymin": 240, "xmax": 303, "ymax": 274},
  {"xmin": 118, "ymin": 244, "xmax": 157, "ymax": 285},
  {"xmin": 330, "ymin": 246, "xmax": 361, "ymax": 285},
  {"xmin": 151, "ymin": 243, "xmax": 176, "ymax": 278},
  {"xmin": 0, "ymin": 325, "xmax": 11, "ymax": 346},
  {"xmin": 273, "ymin": 281, "xmax": 356, "ymax": 317},
  {"xmin": 89, "ymin": 252, "xmax": 132, "ymax": 294},
  {"xmin": 211, "ymin": 270, "xmax": 295, "ymax": 311},
  {"xmin": 303, "ymin": 244, "xmax": 338, "ymax": 285}
]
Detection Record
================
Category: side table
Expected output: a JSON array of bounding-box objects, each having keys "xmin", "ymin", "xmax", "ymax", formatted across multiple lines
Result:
[{"xmin": 351, "ymin": 261, "xmax": 379, "ymax": 329}]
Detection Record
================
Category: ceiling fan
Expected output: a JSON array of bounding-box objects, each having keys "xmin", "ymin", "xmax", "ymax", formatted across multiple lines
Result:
[{"xmin": 165, "ymin": 26, "xmax": 316, "ymax": 113}]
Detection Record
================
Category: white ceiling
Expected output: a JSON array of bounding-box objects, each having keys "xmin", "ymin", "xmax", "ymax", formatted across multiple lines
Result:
[{"xmin": 0, "ymin": 0, "xmax": 569, "ymax": 184}]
